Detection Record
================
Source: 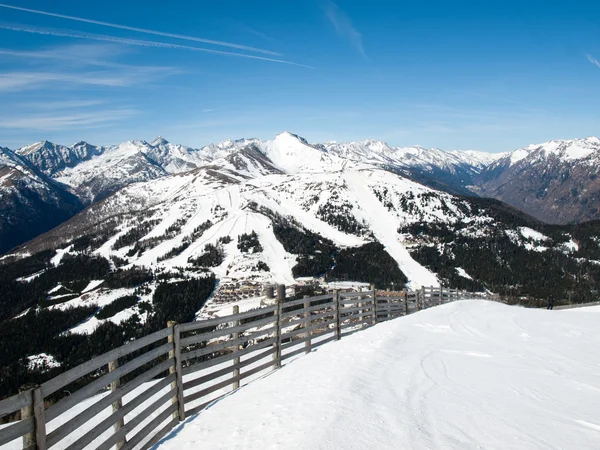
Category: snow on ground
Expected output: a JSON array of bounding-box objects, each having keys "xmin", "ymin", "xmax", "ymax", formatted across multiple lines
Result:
[
  {"xmin": 26, "ymin": 353, "xmax": 61, "ymax": 372},
  {"xmin": 197, "ymin": 296, "xmax": 265, "ymax": 320},
  {"xmin": 51, "ymin": 245, "xmax": 73, "ymax": 266},
  {"xmin": 518, "ymin": 227, "xmax": 549, "ymax": 242},
  {"xmin": 156, "ymin": 301, "xmax": 600, "ymax": 450},
  {"xmin": 81, "ymin": 279, "xmax": 104, "ymax": 293},
  {"xmin": 344, "ymin": 170, "xmax": 438, "ymax": 288},
  {"xmin": 561, "ymin": 239, "xmax": 579, "ymax": 253},
  {"xmin": 456, "ymin": 267, "xmax": 473, "ymax": 280}
]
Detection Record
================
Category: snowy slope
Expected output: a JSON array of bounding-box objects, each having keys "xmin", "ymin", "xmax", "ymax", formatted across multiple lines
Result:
[
  {"xmin": 155, "ymin": 300, "xmax": 600, "ymax": 450},
  {"xmin": 475, "ymin": 137, "xmax": 600, "ymax": 223},
  {"xmin": 0, "ymin": 147, "xmax": 83, "ymax": 253},
  {"xmin": 24, "ymin": 164, "xmax": 479, "ymax": 290}
]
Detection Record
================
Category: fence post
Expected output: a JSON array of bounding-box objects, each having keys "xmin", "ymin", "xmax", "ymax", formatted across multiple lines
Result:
[
  {"xmin": 416, "ymin": 289, "xmax": 421, "ymax": 311},
  {"xmin": 32, "ymin": 387, "xmax": 47, "ymax": 450},
  {"xmin": 108, "ymin": 360, "xmax": 126, "ymax": 450},
  {"xmin": 304, "ymin": 295, "xmax": 311, "ymax": 354},
  {"xmin": 404, "ymin": 291, "xmax": 409, "ymax": 316},
  {"xmin": 372, "ymin": 289, "xmax": 378, "ymax": 324},
  {"xmin": 232, "ymin": 305, "xmax": 241, "ymax": 390},
  {"xmin": 334, "ymin": 290, "xmax": 341, "ymax": 340},
  {"xmin": 439, "ymin": 285, "xmax": 443, "ymax": 305},
  {"xmin": 265, "ymin": 286, "xmax": 275, "ymax": 300},
  {"xmin": 167, "ymin": 321, "xmax": 184, "ymax": 422},
  {"xmin": 172, "ymin": 324, "xmax": 185, "ymax": 421},
  {"xmin": 274, "ymin": 285, "xmax": 285, "ymax": 368},
  {"xmin": 19, "ymin": 385, "xmax": 34, "ymax": 449}
]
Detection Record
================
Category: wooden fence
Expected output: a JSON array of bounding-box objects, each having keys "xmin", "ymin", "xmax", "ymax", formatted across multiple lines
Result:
[{"xmin": 0, "ymin": 285, "xmax": 465, "ymax": 450}]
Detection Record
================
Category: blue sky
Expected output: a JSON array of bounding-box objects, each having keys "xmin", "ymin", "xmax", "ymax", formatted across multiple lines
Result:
[{"xmin": 1, "ymin": 0, "xmax": 600, "ymax": 152}]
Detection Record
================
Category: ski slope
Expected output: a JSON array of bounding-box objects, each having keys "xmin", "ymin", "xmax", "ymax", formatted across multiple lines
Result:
[{"xmin": 155, "ymin": 301, "xmax": 600, "ymax": 450}]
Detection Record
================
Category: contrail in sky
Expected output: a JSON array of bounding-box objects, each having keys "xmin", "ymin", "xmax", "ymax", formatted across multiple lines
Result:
[
  {"xmin": 0, "ymin": 23, "xmax": 314, "ymax": 68},
  {"xmin": 0, "ymin": 2, "xmax": 281, "ymax": 56}
]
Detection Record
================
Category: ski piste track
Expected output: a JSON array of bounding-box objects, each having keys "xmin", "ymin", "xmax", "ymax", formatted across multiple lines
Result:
[{"xmin": 155, "ymin": 301, "xmax": 600, "ymax": 450}]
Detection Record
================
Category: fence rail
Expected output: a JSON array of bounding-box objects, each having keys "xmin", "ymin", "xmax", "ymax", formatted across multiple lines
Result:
[{"xmin": 0, "ymin": 285, "xmax": 468, "ymax": 450}]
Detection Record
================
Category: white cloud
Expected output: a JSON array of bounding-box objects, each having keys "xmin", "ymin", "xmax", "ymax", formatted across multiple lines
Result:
[
  {"xmin": 0, "ymin": 2, "xmax": 280, "ymax": 56},
  {"xmin": 0, "ymin": 71, "xmax": 142, "ymax": 90},
  {"xmin": 586, "ymin": 54, "xmax": 600, "ymax": 69},
  {"xmin": 323, "ymin": 1, "xmax": 366, "ymax": 58},
  {"xmin": 0, "ymin": 109, "xmax": 138, "ymax": 129},
  {"xmin": 0, "ymin": 23, "xmax": 313, "ymax": 68}
]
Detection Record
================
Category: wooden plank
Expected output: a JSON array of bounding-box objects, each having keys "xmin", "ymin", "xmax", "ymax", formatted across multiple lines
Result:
[
  {"xmin": 46, "ymin": 341, "xmax": 172, "ymax": 422},
  {"xmin": 281, "ymin": 319, "xmax": 336, "ymax": 340},
  {"xmin": 377, "ymin": 304, "xmax": 403, "ymax": 311},
  {"xmin": 0, "ymin": 390, "xmax": 32, "ymax": 420},
  {"xmin": 0, "ymin": 417, "xmax": 34, "ymax": 446},
  {"xmin": 181, "ymin": 338, "xmax": 276, "ymax": 377},
  {"xmin": 303, "ymin": 293, "xmax": 335, "ymax": 303},
  {"xmin": 184, "ymin": 359, "xmax": 273, "ymax": 405},
  {"xmin": 237, "ymin": 359, "xmax": 276, "ymax": 382},
  {"xmin": 46, "ymin": 358, "xmax": 173, "ymax": 448},
  {"xmin": 340, "ymin": 317, "xmax": 374, "ymax": 330},
  {"xmin": 96, "ymin": 394, "xmax": 177, "ymax": 450},
  {"xmin": 63, "ymin": 377, "xmax": 175, "ymax": 450},
  {"xmin": 342, "ymin": 312, "xmax": 375, "ymax": 325},
  {"xmin": 376, "ymin": 296, "xmax": 404, "ymax": 302},
  {"xmin": 311, "ymin": 335, "xmax": 335, "ymax": 349},
  {"xmin": 281, "ymin": 345, "xmax": 307, "ymax": 361},
  {"xmin": 242, "ymin": 323, "xmax": 277, "ymax": 340},
  {"xmin": 340, "ymin": 298, "xmax": 374, "ymax": 307},
  {"xmin": 284, "ymin": 330, "xmax": 333, "ymax": 352},
  {"xmin": 139, "ymin": 417, "xmax": 178, "ymax": 450},
  {"xmin": 281, "ymin": 302, "xmax": 333, "ymax": 320},
  {"xmin": 180, "ymin": 315, "xmax": 276, "ymax": 347},
  {"xmin": 283, "ymin": 310, "xmax": 334, "ymax": 328},
  {"xmin": 183, "ymin": 346, "xmax": 274, "ymax": 392},
  {"xmin": 340, "ymin": 305, "xmax": 375, "ymax": 316},
  {"xmin": 119, "ymin": 403, "xmax": 177, "ymax": 450},
  {"xmin": 180, "ymin": 337, "xmax": 245, "ymax": 362},
  {"xmin": 178, "ymin": 306, "xmax": 277, "ymax": 332},
  {"xmin": 281, "ymin": 293, "xmax": 333, "ymax": 309},
  {"xmin": 42, "ymin": 327, "xmax": 172, "ymax": 398},
  {"xmin": 339, "ymin": 291, "xmax": 371, "ymax": 299},
  {"xmin": 281, "ymin": 334, "xmax": 312, "ymax": 351}
]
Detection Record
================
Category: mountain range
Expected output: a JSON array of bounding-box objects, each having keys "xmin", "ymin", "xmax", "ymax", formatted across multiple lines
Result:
[{"xmin": 5, "ymin": 131, "xmax": 599, "ymax": 254}]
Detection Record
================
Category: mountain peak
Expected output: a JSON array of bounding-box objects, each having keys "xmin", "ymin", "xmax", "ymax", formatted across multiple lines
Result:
[
  {"xmin": 274, "ymin": 131, "xmax": 309, "ymax": 145},
  {"xmin": 152, "ymin": 136, "xmax": 169, "ymax": 146}
]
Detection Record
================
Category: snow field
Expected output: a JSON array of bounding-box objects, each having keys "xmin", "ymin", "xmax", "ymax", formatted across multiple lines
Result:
[{"xmin": 155, "ymin": 301, "xmax": 600, "ymax": 450}]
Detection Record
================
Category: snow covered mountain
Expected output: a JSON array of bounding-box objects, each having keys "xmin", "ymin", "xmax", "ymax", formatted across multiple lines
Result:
[
  {"xmin": 0, "ymin": 132, "xmax": 502, "ymax": 253},
  {"xmin": 14, "ymin": 142, "xmax": 598, "ymax": 297},
  {"xmin": 0, "ymin": 147, "xmax": 82, "ymax": 254},
  {"xmin": 474, "ymin": 137, "xmax": 600, "ymax": 224},
  {"xmin": 323, "ymin": 139, "xmax": 503, "ymax": 195},
  {"xmin": 4, "ymin": 131, "xmax": 600, "ymax": 257},
  {"xmin": 15, "ymin": 132, "xmax": 503, "ymax": 204}
]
